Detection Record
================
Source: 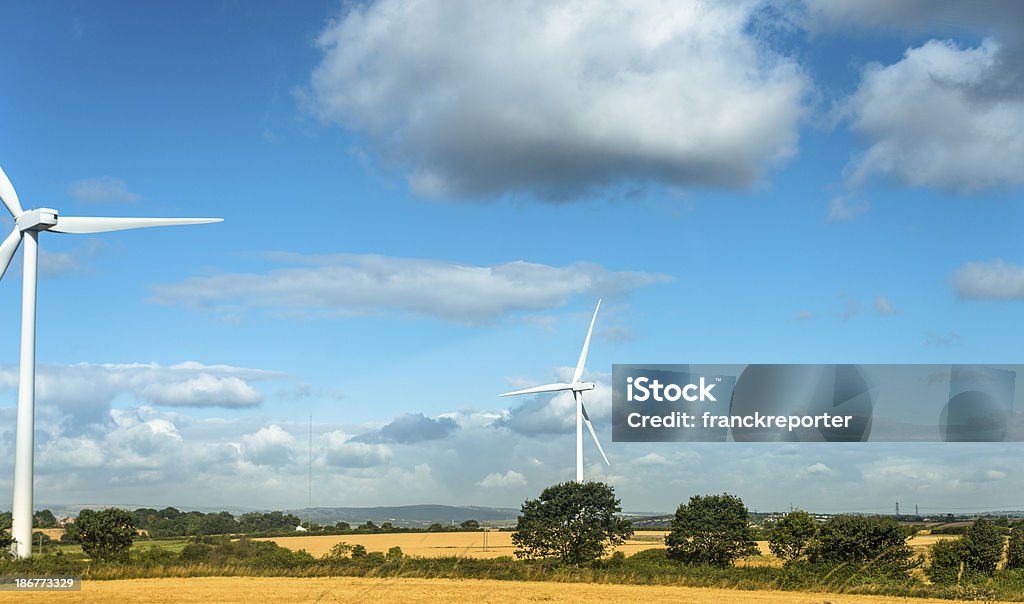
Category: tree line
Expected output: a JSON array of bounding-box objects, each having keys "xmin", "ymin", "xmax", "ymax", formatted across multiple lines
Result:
[{"xmin": 511, "ymin": 480, "xmax": 1024, "ymax": 594}]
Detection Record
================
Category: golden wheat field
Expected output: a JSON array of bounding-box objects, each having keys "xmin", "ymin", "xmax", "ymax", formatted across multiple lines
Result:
[
  {"xmin": 257, "ymin": 530, "xmax": 676, "ymax": 558},
  {"xmin": 0, "ymin": 576, "xmax": 1017, "ymax": 604}
]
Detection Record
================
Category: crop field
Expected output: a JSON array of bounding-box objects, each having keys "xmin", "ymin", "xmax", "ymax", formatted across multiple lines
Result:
[
  {"xmin": 257, "ymin": 530, "xmax": 676, "ymax": 558},
  {"xmin": 260, "ymin": 532, "xmax": 948, "ymax": 562},
  {"xmin": 259, "ymin": 531, "xmax": 954, "ymax": 578},
  {"xmin": 1, "ymin": 576, "xmax": 1019, "ymax": 604}
]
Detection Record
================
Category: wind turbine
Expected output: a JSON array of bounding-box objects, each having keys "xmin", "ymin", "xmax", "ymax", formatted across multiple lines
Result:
[
  {"xmin": 501, "ymin": 300, "xmax": 609, "ymax": 482},
  {"xmin": 0, "ymin": 165, "xmax": 221, "ymax": 558}
]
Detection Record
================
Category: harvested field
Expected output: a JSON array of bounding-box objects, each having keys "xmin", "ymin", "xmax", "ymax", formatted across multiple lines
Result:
[
  {"xmin": 258, "ymin": 530, "xmax": 673, "ymax": 558},
  {"xmin": 0, "ymin": 576, "xmax": 1017, "ymax": 604}
]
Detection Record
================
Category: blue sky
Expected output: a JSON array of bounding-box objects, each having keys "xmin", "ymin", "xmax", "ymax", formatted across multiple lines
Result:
[{"xmin": 1, "ymin": 0, "xmax": 1024, "ymax": 514}]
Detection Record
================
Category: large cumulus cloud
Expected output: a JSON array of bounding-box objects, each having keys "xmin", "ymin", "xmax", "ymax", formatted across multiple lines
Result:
[{"xmin": 304, "ymin": 0, "xmax": 809, "ymax": 200}]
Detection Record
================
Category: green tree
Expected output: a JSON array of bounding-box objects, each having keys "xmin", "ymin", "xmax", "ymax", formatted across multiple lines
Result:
[
  {"xmin": 0, "ymin": 530, "xmax": 12, "ymax": 557},
  {"xmin": 350, "ymin": 544, "xmax": 367, "ymax": 558},
  {"xmin": 33, "ymin": 509, "xmax": 59, "ymax": 528},
  {"xmin": 0, "ymin": 511, "xmax": 11, "ymax": 530},
  {"xmin": 65, "ymin": 508, "xmax": 136, "ymax": 562},
  {"xmin": 807, "ymin": 515, "xmax": 918, "ymax": 574},
  {"xmin": 666, "ymin": 493, "xmax": 757, "ymax": 567},
  {"xmin": 963, "ymin": 517, "xmax": 1004, "ymax": 576},
  {"xmin": 512, "ymin": 481, "xmax": 633, "ymax": 565},
  {"xmin": 386, "ymin": 546, "xmax": 404, "ymax": 562},
  {"xmin": 461, "ymin": 519, "xmax": 480, "ymax": 529},
  {"xmin": 335, "ymin": 521, "xmax": 351, "ymax": 531},
  {"xmin": 768, "ymin": 510, "xmax": 817, "ymax": 563},
  {"xmin": 1006, "ymin": 526, "xmax": 1024, "ymax": 571},
  {"xmin": 925, "ymin": 537, "xmax": 971, "ymax": 585},
  {"xmin": 322, "ymin": 541, "xmax": 353, "ymax": 560}
]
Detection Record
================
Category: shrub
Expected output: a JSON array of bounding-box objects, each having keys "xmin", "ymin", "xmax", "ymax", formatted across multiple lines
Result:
[
  {"xmin": 351, "ymin": 544, "xmax": 368, "ymax": 558},
  {"xmin": 1006, "ymin": 526, "xmax": 1024, "ymax": 571},
  {"xmin": 769, "ymin": 510, "xmax": 817, "ymax": 563},
  {"xmin": 925, "ymin": 537, "xmax": 970, "ymax": 585},
  {"xmin": 0, "ymin": 532, "xmax": 12, "ymax": 560},
  {"xmin": 323, "ymin": 542, "xmax": 353, "ymax": 560},
  {"xmin": 178, "ymin": 543, "xmax": 214, "ymax": 563},
  {"xmin": 963, "ymin": 518, "xmax": 1004, "ymax": 576},
  {"xmin": 665, "ymin": 493, "xmax": 758, "ymax": 568},
  {"xmin": 386, "ymin": 546, "xmax": 404, "ymax": 562},
  {"xmin": 65, "ymin": 508, "xmax": 136, "ymax": 562},
  {"xmin": 133, "ymin": 546, "xmax": 175, "ymax": 566},
  {"xmin": 807, "ymin": 515, "xmax": 918, "ymax": 575}
]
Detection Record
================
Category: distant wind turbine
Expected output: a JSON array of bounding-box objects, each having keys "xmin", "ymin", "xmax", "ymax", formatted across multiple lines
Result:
[
  {"xmin": 501, "ymin": 300, "xmax": 609, "ymax": 482},
  {"xmin": 0, "ymin": 165, "xmax": 221, "ymax": 558}
]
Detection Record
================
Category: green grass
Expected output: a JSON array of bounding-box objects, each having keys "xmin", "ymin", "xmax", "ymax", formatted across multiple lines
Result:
[{"xmin": 54, "ymin": 538, "xmax": 190, "ymax": 556}]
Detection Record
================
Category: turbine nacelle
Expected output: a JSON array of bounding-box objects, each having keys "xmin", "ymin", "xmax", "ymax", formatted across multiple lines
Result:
[
  {"xmin": 15, "ymin": 208, "xmax": 58, "ymax": 232},
  {"xmin": 571, "ymin": 382, "xmax": 595, "ymax": 393}
]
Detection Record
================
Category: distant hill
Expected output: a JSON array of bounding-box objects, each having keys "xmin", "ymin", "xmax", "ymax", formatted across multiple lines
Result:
[{"xmin": 291, "ymin": 505, "xmax": 521, "ymax": 527}]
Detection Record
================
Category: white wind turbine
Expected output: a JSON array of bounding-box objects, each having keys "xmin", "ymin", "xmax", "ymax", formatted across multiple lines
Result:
[
  {"xmin": 0, "ymin": 165, "xmax": 221, "ymax": 558},
  {"xmin": 501, "ymin": 300, "xmax": 609, "ymax": 482}
]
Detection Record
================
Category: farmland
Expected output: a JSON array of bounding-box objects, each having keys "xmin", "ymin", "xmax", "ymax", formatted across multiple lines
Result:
[
  {"xmin": 256, "ymin": 530, "xmax": 676, "ymax": 558},
  {"xmin": 0, "ymin": 576, "xmax": 1019, "ymax": 604},
  {"xmin": 258, "ymin": 531, "xmax": 948, "ymax": 563}
]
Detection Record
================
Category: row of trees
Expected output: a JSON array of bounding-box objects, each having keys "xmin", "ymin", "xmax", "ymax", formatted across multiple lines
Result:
[
  {"xmin": 511, "ymin": 481, "xmax": 1024, "ymax": 584},
  {"xmin": 0, "ymin": 509, "xmax": 61, "ymax": 529},
  {"xmin": 127, "ymin": 508, "xmax": 483, "ymax": 537},
  {"xmin": 510, "ymin": 484, "xmax": 918, "ymax": 570},
  {"xmin": 129, "ymin": 508, "xmax": 304, "ymax": 537}
]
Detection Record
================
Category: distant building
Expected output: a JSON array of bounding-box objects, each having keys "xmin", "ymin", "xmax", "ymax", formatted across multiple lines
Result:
[{"xmin": 295, "ymin": 525, "xmax": 308, "ymax": 532}]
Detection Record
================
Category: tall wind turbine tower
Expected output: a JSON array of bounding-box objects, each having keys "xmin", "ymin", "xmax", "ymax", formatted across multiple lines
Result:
[
  {"xmin": 0, "ymin": 165, "xmax": 221, "ymax": 558},
  {"xmin": 501, "ymin": 300, "xmax": 609, "ymax": 482}
]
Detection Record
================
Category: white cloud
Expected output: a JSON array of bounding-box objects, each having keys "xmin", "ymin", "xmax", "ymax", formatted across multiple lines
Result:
[
  {"xmin": 324, "ymin": 431, "xmax": 392, "ymax": 468},
  {"xmin": 241, "ymin": 425, "xmax": 296, "ymax": 467},
  {"xmin": 67, "ymin": 176, "xmax": 141, "ymax": 203},
  {"xmin": 7, "ymin": 395, "xmax": 1024, "ymax": 514},
  {"xmin": 141, "ymin": 375, "xmax": 261, "ymax": 408},
  {"xmin": 632, "ymin": 453, "xmax": 671, "ymax": 467},
  {"xmin": 478, "ymin": 470, "xmax": 527, "ymax": 488},
  {"xmin": 952, "ymin": 259, "xmax": 1024, "ymax": 300},
  {"xmin": 843, "ymin": 38, "xmax": 1024, "ymax": 192},
  {"xmin": 874, "ymin": 296, "xmax": 897, "ymax": 316},
  {"xmin": 37, "ymin": 436, "xmax": 104, "ymax": 470},
  {"xmin": 825, "ymin": 197, "xmax": 868, "ymax": 223},
  {"xmin": 0, "ymin": 361, "xmax": 281, "ymax": 424},
  {"xmin": 150, "ymin": 254, "xmax": 668, "ymax": 324},
  {"xmin": 800, "ymin": 462, "xmax": 835, "ymax": 476},
  {"xmin": 304, "ymin": 0, "xmax": 809, "ymax": 199}
]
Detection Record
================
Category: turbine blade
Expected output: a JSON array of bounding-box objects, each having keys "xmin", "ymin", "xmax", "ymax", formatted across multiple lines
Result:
[
  {"xmin": 50, "ymin": 216, "xmax": 223, "ymax": 234},
  {"xmin": 499, "ymin": 382, "xmax": 572, "ymax": 397},
  {"xmin": 0, "ymin": 228, "xmax": 23, "ymax": 281},
  {"xmin": 572, "ymin": 299, "xmax": 601, "ymax": 384},
  {"xmin": 581, "ymin": 401, "xmax": 610, "ymax": 466},
  {"xmin": 0, "ymin": 165, "xmax": 24, "ymax": 218}
]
